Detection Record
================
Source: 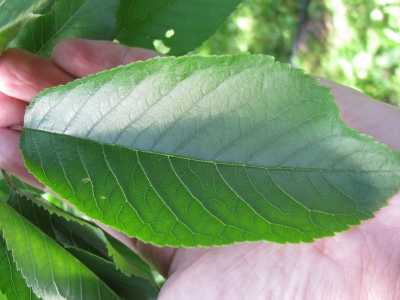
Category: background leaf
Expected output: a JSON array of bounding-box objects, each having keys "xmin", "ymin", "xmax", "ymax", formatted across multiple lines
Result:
[
  {"xmin": 0, "ymin": 236, "xmax": 41, "ymax": 300},
  {"xmin": 0, "ymin": 173, "xmax": 10, "ymax": 201},
  {"xmin": 4, "ymin": 187, "xmax": 158, "ymax": 285},
  {"xmin": 0, "ymin": 0, "xmax": 51, "ymax": 31},
  {"xmin": 0, "ymin": 191, "xmax": 122, "ymax": 299},
  {"xmin": 67, "ymin": 247, "xmax": 158, "ymax": 300},
  {"xmin": 52, "ymin": 214, "xmax": 156, "ymax": 283},
  {"xmin": 21, "ymin": 54, "xmax": 400, "ymax": 247},
  {"xmin": 105, "ymin": 233, "xmax": 156, "ymax": 281},
  {"xmin": 116, "ymin": 0, "xmax": 242, "ymax": 55},
  {"xmin": 0, "ymin": 0, "xmax": 52, "ymax": 53},
  {"xmin": 8, "ymin": 0, "xmax": 119, "ymax": 58}
]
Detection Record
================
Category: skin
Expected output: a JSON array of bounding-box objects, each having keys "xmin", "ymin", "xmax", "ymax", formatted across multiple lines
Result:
[{"xmin": 0, "ymin": 39, "xmax": 399, "ymax": 299}]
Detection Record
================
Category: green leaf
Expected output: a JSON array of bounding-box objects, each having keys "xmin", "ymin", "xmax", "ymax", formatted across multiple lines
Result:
[
  {"xmin": 21, "ymin": 54, "xmax": 400, "ymax": 247},
  {"xmin": 6, "ymin": 188, "xmax": 156, "ymax": 284},
  {"xmin": 8, "ymin": 0, "xmax": 119, "ymax": 58},
  {"xmin": 0, "ymin": 0, "xmax": 50, "ymax": 53},
  {"xmin": 0, "ymin": 174, "xmax": 10, "ymax": 201},
  {"xmin": 0, "ymin": 236, "xmax": 41, "ymax": 300},
  {"xmin": 67, "ymin": 247, "xmax": 158, "ymax": 300},
  {"xmin": 51, "ymin": 213, "xmax": 156, "ymax": 283},
  {"xmin": 4, "ymin": 191, "xmax": 158, "ymax": 298},
  {"xmin": 104, "ymin": 233, "xmax": 156, "ymax": 282},
  {"xmin": 0, "ymin": 18, "xmax": 27, "ymax": 53},
  {"xmin": 116, "ymin": 0, "xmax": 242, "ymax": 55},
  {"xmin": 8, "ymin": 189, "xmax": 157, "ymax": 285},
  {"xmin": 0, "ymin": 0, "xmax": 50, "ymax": 31},
  {"xmin": 0, "ymin": 192, "xmax": 121, "ymax": 299}
]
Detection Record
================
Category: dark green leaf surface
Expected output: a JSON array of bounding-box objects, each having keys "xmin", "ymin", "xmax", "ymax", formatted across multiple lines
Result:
[
  {"xmin": 21, "ymin": 54, "xmax": 400, "ymax": 246},
  {"xmin": 53, "ymin": 214, "xmax": 156, "ymax": 283},
  {"xmin": 6, "ymin": 189, "xmax": 156, "ymax": 283},
  {"xmin": 9, "ymin": 0, "xmax": 119, "ymax": 58},
  {"xmin": 116, "ymin": 0, "xmax": 241, "ymax": 55},
  {"xmin": 0, "ymin": 192, "xmax": 121, "ymax": 299},
  {"xmin": 67, "ymin": 247, "xmax": 158, "ymax": 300},
  {"xmin": 0, "ymin": 174, "xmax": 10, "ymax": 201},
  {"xmin": 0, "ymin": 236, "xmax": 41, "ymax": 300},
  {"xmin": 4, "ymin": 192, "xmax": 157, "ymax": 297}
]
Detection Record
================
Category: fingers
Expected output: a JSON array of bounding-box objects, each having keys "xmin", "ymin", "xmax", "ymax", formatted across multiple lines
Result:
[
  {"xmin": 0, "ymin": 48, "xmax": 75, "ymax": 189},
  {"xmin": 0, "ymin": 129, "xmax": 44, "ymax": 188},
  {"xmin": 52, "ymin": 39, "xmax": 160, "ymax": 78},
  {"xmin": 0, "ymin": 92, "xmax": 27, "ymax": 127},
  {"xmin": 0, "ymin": 48, "xmax": 75, "ymax": 102}
]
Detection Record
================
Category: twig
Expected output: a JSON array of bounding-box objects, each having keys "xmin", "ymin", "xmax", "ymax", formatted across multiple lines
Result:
[
  {"xmin": 1, "ymin": 169, "xmax": 35, "ymax": 200},
  {"xmin": 8, "ymin": 125, "xmax": 24, "ymax": 131}
]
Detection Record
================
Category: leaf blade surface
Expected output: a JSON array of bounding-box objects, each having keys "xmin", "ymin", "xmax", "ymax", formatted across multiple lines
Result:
[
  {"xmin": 116, "ymin": 0, "xmax": 242, "ymax": 55},
  {"xmin": 0, "ymin": 0, "xmax": 50, "ymax": 31},
  {"xmin": 21, "ymin": 55, "xmax": 400, "ymax": 246},
  {"xmin": 9, "ymin": 0, "xmax": 119, "ymax": 58},
  {"xmin": 0, "ymin": 192, "xmax": 122, "ymax": 299},
  {"xmin": 0, "ymin": 236, "xmax": 41, "ymax": 300}
]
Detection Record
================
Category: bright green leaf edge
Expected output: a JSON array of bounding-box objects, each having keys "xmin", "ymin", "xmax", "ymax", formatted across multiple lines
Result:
[
  {"xmin": 21, "ymin": 54, "xmax": 400, "ymax": 247},
  {"xmin": 0, "ymin": 193, "xmax": 122, "ymax": 299},
  {"xmin": 0, "ymin": 235, "xmax": 41, "ymax": 300},
  {"xmin": 66, "ymin": 247, "xmax": 158, "ymax": 300},
  {"xmin": 2, "ymin": 173, "xmax": 157, "ymax": 284}
]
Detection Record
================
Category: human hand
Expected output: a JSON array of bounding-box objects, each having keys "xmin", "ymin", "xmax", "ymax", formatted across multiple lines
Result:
[{"xmin": 0, "ymin": 39, "xmax": 399, "ymax": 299}]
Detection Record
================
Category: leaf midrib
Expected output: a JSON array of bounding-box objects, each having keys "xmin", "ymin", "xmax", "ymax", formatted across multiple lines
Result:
[{"xmin": 24, "ymin": 128, "xmax": 399, "ymax": 174}]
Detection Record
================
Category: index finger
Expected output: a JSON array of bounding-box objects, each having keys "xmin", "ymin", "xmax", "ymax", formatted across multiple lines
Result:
[{"xmin": 0, "ymin": 48, "xmax": 75, "ymax": 102}]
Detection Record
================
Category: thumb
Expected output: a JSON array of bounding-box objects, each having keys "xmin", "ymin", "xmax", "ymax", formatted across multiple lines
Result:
[{"xmin": 52, "ymin": 39, "xmax": 161, "ymax": 78}]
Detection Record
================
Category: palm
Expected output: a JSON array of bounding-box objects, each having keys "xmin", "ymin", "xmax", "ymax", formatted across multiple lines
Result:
[
  {"xmin": 157, "ymin": 192, "xmax": 400, "ymax": 299},
  {"xmin": 1, "ymin": 39, "xmax": 399, "ymax": 299}
]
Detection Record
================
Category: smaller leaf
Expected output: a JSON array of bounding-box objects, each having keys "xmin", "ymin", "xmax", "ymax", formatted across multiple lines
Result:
[
  {"xmin": 0, "ymin": 235, "xmax": 41, "ymax": 300},
  {"xmin": 105, "ymin": 233, "xmax": 156, "ymax": 282},
  {"xmin": 67, "ymin": 247, "xmax": 158, "ymax": 300},
  {"xmin": 9, "ymin": 0, "xmax": 119, "ymax": 58},
  {"xmin": 6, "ymin": 189, "xmax": 158, "ymax": 285},
  {"xmin": 0, "ymin": 191, "xmax": 121, "ymax": 299},
  {"xmin": 116, "ymin": 0, "xmax": 242, "ymax": 55},
  {"xmin": 0, "ymin": 0, "xmax": 53, "ymax": 53},
  {"xmin": 0, "ymin": 0, "xmax": 50, "ymax": 31},
  {"xmin": 0, "ymin": 174, "xmax": 10, "ymax": 201}
]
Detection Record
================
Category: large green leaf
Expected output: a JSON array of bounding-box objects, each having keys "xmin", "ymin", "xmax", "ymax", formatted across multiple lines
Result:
[
  {"xmin": 21, "ymin": 54, "xmax": 400, "ymax": 247},
  {"xmin": 9, "ymin": 0, "xmax": 119, "ymax": 58},
  {"xmin": 0, "ymin": 236, "xmax": 41, "ymax": 300},
  {"xmin": 0, "ymin": 192, "xmax": 122, "ymax": 299},
  {"xmin": 116, "ymin": 0, "xmax": 242, "ymax": 55}
]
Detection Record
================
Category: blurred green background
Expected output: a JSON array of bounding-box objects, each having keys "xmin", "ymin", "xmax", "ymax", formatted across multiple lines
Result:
[{"xmin": 193, "ymin": 0, "xmax": 400, "ymax": 107}]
